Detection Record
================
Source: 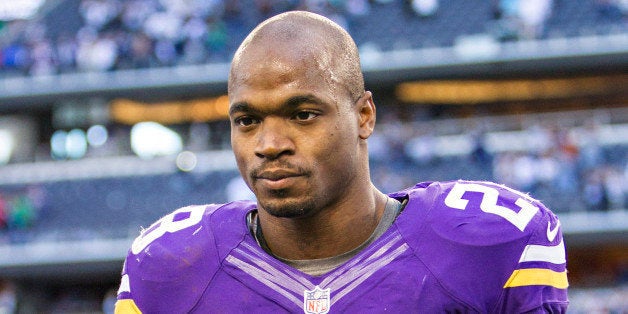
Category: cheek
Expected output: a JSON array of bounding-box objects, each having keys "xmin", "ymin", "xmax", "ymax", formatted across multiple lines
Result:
[
  {"xmin": 231, "ymin": 137, "xmax": 251, "ymax": 171},
  {"xmin": 328, "ymin": 119, "xmax": 358, "ymax": 151},
  {"xmin": 316, "ymin": 126, "xmax": 357, "ymax": 169}
]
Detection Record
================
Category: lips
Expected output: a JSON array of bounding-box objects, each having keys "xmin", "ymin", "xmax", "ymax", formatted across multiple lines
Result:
[
  {"xmin": 256, "ymin": 169, "xmax": 301, "ymax": 180},
  {"xmin": 254, "ymin": 169, "xmax": 304, "ymax": 190}
]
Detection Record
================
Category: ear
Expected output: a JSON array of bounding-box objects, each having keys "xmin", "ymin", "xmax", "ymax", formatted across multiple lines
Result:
[{"xmin": 357, "ymin": 91, "xmax": 376, "ymax": 140}]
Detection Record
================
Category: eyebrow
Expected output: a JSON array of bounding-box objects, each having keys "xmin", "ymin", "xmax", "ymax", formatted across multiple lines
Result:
[
  {"xmin": 229, "ymin": 102, "xmax": 251, "ymax": 116},
  {"xmin": 229, "ymin": 94, "xmax": 326, "ymax": 117}
]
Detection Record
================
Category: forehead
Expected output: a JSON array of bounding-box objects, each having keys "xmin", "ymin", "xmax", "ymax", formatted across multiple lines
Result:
[
  {"xmin": 236, "ymin": 39, "xmax": 330, "ymax": 79},
  {"xmin": 229, "ymin": 44, "xmax": 342, "ymax": 105}
]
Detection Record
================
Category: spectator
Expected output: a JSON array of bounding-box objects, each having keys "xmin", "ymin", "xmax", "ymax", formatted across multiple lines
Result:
[
  {"xmin": 517, "ymin": 0, "xmax": 553, "ymax": 39},
  {"xmin": 345, "ymin": 0, "xmax": 370, "ymax": 17},
  {"xmin": 181, "ymin": 38, "xmax": 207, "ymax": 65},
  {"xmin": 1, "ymin": 40, "xmax": 30, "ymax": 75},
  {"xmin": 603, "ymin": 166, "xmax": 626, "ymax": 210},
  {"xmin": 404, "ymin": 128, "xmax": 437, "ymax": 166},
  {"xmin": 143, "ymin": 11, "xmax": 183, "ymax": 41},
  {"xmin": 0, "ymin": 280, "xmax": 17, "ymax": 314},
  {"xmin": 576, "ymin": 119, "xmax": 605, "ymax": 173},
  {"xmin": 205, "ymin": 20, "xmax": 228, "ymax": 61},
  {"xmin": 127, "ymin": 32, "xmax": 155, "ymax": 68},
  {"xmin": 9, "ymin": 195, "xmax": 37, "ymax": 229},
  {"xmin": 153, "ymin": 38, "xmax": 178, "ymax": 66},
  {"xmin": 410, "ymin": 0, "xmax": 439, "ymax": 17},
  {"xmin": 596, "ymin": 0, "xmax": 624, "ymax": 20},
  {"xmin": 493, "ymin": 0, "xmax": 521, "ymax": 41},
  {"xmin": 102, "ymin": 288, "xmax": 117, "ymax": 314},
  {"xmin": 80, "ymin": 0, "xmax": 120, "ymax": 30},
  {"xmin": 120, "ymin": 0, "xmax": 157, "ymax": 32},
  {"xmin": 0, "ymin": 194, "xmax": 7, "ymax": 230},
  {"xmin": 553, "ymin": 127, "xmax": 580, "ymax": 194},
  {"xmin": 29, "ymin": 39, "xmax": 57, "ymax": 76},
  {"xmin": 76, "ymin": 30, "xmax": 119, "ymax": 71},
  {"xmin": 226, "ymin": 176, "xmax": 255, "ymax": 202},
  {"xmin": 55, "ymin": 34, "xmax": 78, "ymax": 73},
  {"xmin": 470, "ymin": 130, "xmax": 493, "ymax": 166},
  {"xmin": 511, "ymin": 152, "xmax": 538, "ymax": 192},
  {"xmin": 582, "ymin": 169, "xmax": 610, "ymax": 211}
]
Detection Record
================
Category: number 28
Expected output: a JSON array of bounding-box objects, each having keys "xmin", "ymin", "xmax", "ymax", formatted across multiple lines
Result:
[
  {"xmin": 444, "ymin": 183, "xmax": 539, "ymax": 231},
  {"xmin": 131, "ymin": 205, "xmax": 205, "ymax": 254}
]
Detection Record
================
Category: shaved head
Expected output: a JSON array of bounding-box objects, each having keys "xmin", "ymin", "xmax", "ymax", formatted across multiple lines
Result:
[
  {"xmin": 229, "ymin": 11, "xmax": 365, "ymax": 102},
  {"xmin": 228, "ymin": 10, "xmax": 382, "ymax": 256}
]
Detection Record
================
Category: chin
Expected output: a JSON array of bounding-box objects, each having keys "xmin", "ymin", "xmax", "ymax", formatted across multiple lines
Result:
[{"xmin": 259, "ymin": 197, "xmax": 317, "ymax": 219}]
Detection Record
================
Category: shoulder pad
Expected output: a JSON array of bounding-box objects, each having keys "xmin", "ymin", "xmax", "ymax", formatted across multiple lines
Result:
[
  {"xmin": 118, "ymin": 202, "xmax": 254, "ymax": 313},
  {"xmin": 410, "ymin": 180, "xmax": 549, "ymax": 244},
  {"xmin": 395, "ymin": 180, "xmax": 567, "ymax": 310}
]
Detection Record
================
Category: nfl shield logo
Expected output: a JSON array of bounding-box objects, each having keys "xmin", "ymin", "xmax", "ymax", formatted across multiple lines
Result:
[{"xmin": 303, "ymin": 286, "xmax": 331, "ymax": 314}]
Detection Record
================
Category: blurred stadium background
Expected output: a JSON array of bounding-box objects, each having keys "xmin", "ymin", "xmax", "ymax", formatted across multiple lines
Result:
[{"xmin": 0, "ymin": 0, "xmax": 626, "ymax": 312}]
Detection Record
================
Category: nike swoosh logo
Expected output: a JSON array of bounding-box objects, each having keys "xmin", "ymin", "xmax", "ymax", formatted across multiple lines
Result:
[{"xmin": 546, "ymin": 220, "xmax": 561, "ymax": 242}]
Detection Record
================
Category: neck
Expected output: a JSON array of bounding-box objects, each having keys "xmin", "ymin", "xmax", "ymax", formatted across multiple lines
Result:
[{"xmin": 257, "ymin": 184, "xmax": 388, "ymax": 260}]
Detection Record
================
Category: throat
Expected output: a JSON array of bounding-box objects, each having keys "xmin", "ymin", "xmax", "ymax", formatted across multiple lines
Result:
[{"xmin": 248, "ymin": 196, "xmax": 404, "ymax": 275}]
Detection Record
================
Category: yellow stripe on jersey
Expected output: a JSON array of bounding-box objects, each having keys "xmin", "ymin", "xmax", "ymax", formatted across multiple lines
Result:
[
  {"xmin": 114, "ymin": 299, "xmax": 142, "ymax": 314},
  {"xmin": 504, "ymin": 268, "xmax": 568, "ymax": 289}
]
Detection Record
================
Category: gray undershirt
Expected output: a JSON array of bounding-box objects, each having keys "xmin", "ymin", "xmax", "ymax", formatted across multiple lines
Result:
[{"xmin": 249, "ymin": 197, "xmax": 404, "ymax": 276}]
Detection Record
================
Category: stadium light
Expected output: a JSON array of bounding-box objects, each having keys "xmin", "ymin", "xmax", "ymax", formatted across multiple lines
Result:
[
  {"xmin": 0, "ymin": 0, "xmax": 44, "ymax": 20},
  {"xmin": 86, "ymin": 125, "xmax": 108, "ymax": 147},
  {"xmin": 130, "ymin": 122, "xmax": 182, "ymax": 159},
  {"xmin": 65, "ymin": 129, "xmax": 87, "ymax": 159},
  {"xmin": 50, "ymin": 130, "xmax": 67, "ymax": 160},
  {"xmin": 0, "ymin": 129, "xmax": 13, "ymax": 165}
]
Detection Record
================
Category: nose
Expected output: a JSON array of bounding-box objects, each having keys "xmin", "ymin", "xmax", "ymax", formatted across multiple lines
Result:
[{"xmin": 254, "ymin": 118, "xmax": 295, "ymax": 160}]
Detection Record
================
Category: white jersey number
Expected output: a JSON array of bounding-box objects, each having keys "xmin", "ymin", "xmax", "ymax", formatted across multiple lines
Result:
[
  {"xmin": 131, "ymin": 205, "xmax": 205, "ymax": 254},
  {"xmin": 444, "ymin": 183, "xmax": 538, "ymax": 231}
]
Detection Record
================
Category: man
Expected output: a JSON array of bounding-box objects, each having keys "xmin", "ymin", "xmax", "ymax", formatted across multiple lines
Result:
[{"xmin": 115, "ymin": 11, "xmax": 568, "ymax": 313}]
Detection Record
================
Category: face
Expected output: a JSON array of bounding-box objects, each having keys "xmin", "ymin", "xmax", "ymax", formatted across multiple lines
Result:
[{"xmin": 229, "ymin": 45, "xmax": 369, "ymax": 218}]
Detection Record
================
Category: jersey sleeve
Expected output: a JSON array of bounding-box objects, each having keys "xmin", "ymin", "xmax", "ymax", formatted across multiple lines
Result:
[
  {"xmin": 400, "ymin": 180, "xmax": 569, "ymax": 312},
  {"xmin": 439, "ymin": 180, "xmax": 569, "ymax": 312},
  {"xmin": 114, "ymin": 204, "xmax": 221, "ymax": 314},
  {"xmin": 496, "ymin": 195, "xmax": 569, "ymax": 313}
]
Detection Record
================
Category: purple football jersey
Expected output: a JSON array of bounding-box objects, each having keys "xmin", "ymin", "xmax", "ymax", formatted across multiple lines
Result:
[{"xmin": 115, "ymin": 180, "xmax": 568, "ymax": 313}]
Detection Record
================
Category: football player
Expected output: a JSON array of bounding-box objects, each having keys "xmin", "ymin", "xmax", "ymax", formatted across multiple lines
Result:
[{"xmin": 115, "ymin": 11, "xmax": 568, "ymax": 313}]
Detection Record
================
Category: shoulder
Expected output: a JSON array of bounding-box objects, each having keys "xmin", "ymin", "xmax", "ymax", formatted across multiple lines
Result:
[
  {"xmin": 117, "ymin": 201, "xmax": 257, "ymax": 313},
  {"xmin": 395, "ymin": 180, "xmax": 564, "ymax": 255},
  {"xmin": 129, "ymin": 201, "xmax": 255, "ymax": 257},
  {"xmin": 394, "ymin": 180, "xmax": 556, "ymax": 240},
  {"xmin": 393, "ymin": 180, "xmax": 568, "ymax": 311}
]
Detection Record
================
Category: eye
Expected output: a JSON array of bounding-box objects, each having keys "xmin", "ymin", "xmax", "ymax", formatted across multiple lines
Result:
[
  {"xmin": 234, "ymin": 116, "xmax": 260, "ymax": 127},
  {"xmin": 293, "ymin": 111, "xmax": 318, "ymax": 121}
]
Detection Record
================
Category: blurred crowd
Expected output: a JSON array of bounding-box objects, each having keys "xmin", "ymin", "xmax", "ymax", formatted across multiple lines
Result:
[
  {"xmin": 0, "ymin": 186, "xmax": 44, "ymax": 240},
  {"xmin": 369, "ymin": 112, "xmax": 628, "ymax": 213},
  {"xmin": 0, "ymin": 0, "xmax": 375, "ymax": 76},
  {"xmin": 1, "ymin": 0, "xmax": 626, "ymax": 77}
]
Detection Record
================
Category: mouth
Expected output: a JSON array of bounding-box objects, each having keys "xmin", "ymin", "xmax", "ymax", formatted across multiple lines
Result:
[{"xmin": 254, "ymin": 169, "xmax": 304, "ymax": 190}]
